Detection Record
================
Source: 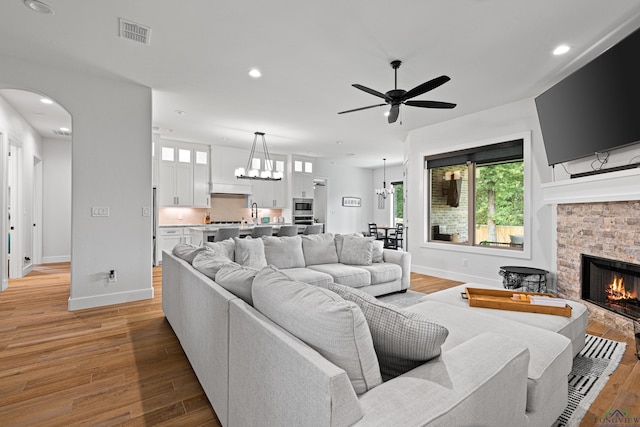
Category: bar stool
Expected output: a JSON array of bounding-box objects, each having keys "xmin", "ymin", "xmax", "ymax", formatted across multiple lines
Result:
[
  {"xmin": 303, "ymin": 224, "xmax": 323, "ymax": 235},
  {"xmin": 214, "ymin": 227, "xmax": 240, "ymax": 242},
  {"xmin": 251, "ymin": 226, "xmax": 273, "ymax": 238},
  {"xmin": 277, "ymin": 225, "xmax": 299, "ymax": 236}
]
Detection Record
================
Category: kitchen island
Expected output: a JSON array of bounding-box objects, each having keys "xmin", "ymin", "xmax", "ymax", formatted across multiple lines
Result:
[{"xmin": 189, "ymin": 224, "xmax": 322, "ymax": 245}]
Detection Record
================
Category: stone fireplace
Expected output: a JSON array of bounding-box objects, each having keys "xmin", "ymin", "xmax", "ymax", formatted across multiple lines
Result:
[{"xmin": 556, "ymin": 200, "xmax": 640, "ymax": 337}]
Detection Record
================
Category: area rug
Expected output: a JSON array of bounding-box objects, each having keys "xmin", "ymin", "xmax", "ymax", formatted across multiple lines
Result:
[
  {"xmin": 553, "ymin": 334, "xmax": 626, "ymax": 427},
  {"xmin": 377, "ymin": 293, "xmax": 627, "ymax": 427}
]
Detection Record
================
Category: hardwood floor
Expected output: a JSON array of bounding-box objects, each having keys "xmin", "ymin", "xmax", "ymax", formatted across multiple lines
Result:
[{"xmin": 1, "ymin": 266, "xmax": 638, "ymax": 426}]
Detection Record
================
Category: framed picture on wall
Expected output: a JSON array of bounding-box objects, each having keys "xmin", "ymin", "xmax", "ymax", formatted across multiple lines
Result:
[{"xmin": 342, "ymin": 197, "xmax": 361, "ymax": 207}]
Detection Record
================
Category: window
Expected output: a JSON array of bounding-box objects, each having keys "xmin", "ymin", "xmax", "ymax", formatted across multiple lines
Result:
[
  {"xmin": 392, "ymin": 181, "xmax": 404, "ymax": 225},
  {"xmin": 425, "ymin": 139, "xmax": 524, "ymax": 250}
]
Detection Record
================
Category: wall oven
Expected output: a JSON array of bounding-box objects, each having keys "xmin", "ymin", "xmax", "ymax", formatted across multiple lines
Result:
[
  {"xmin": 293, "ymin": 198, "xmax": 313, "ymax": 216},
  {"xmin": 292, "ymin": 215, "xmax": 314, "ymax": 225}
]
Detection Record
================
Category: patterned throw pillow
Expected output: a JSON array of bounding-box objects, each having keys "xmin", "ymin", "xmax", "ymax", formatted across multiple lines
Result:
[{"xmin": 328, "ymin": 283, "xmax": 449, "ymax": 380}]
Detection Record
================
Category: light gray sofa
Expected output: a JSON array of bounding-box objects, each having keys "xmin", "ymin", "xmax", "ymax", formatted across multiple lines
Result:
[{"xmin": 163, "ymin": 233, "xmax": 583, "ymax": 426}]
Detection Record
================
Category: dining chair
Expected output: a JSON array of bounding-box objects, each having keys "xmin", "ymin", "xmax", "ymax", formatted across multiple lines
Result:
[
  {"xmin": 214, "ymin": 227, "xmax": 240, "ymax": 242},
  {"xmin": 277, "ymin": 225, "xmax": 299, "ymax": 236},
  {"xmin": 251, "ymin": 226, "xmax": 273, "ymax": 238},
  {"xmin": 387, "ymin": 223, "xmax": 404, "ymax": 249},
  {"xmin": 367, "ymin": 223, "xmax": 385, "ymax": 240}
]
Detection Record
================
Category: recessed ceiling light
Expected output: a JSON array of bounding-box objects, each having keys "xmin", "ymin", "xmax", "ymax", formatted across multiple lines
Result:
[
  {"xmin": 24, "ymin": 0, "xmax": 55, "ymax": 14},
  {"xmin": 175, "ymin": 110, "xmax": 185, "ymax": 115},
  {"xmin": 59, "ymin": 127, "xmax": 70, "ymax": 132},
  {"xmin": 40, "ymin": 98, "xmax": 53, "ymax": 104},
  {"xmin": 248, "ymin": 68, "xmax": 262, "ymax": 78},
  {"xmin": 165, "ymin": 129, "xmax": 173, "ymax": 133},
  {"xmin": 553, "ymin": 44, "xmax": 570, "ymax": 55},
  {"xmin": 336, "ymin": 140, "xmax": 343, "ymax": 145}
]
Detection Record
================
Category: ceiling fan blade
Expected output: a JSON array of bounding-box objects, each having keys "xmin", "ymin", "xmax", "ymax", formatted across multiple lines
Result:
[
  {"xmin": 388, "ymin": 104, "xmax": 400, "ymax": 123},
  {"xmin": 338, "ymin": 103, "xmax": 386, "ymax": 114},
  {"xmin": 405, "ymin": 100, "xmax": 456, "ymax": 109},
  {"xmin": 352, "ymin": 84, "xmax": 390, "ymax": 100},
  {"xmin": 402, "ymin": 75, "xmax": 451, "ymax": 101}
]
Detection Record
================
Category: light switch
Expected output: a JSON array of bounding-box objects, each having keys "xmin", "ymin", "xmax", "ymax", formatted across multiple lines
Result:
[
  {"xmin": 142, "ymin": 207, "xmax": 151, "ymax": 217},
  {"xmin": 91, "ymin": 207, "xmax": 109, "ymax": 217}
]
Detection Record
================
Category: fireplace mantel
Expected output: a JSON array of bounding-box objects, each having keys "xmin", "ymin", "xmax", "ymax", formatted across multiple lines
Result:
[{"xmin": 542, "ymin": 167, "xmax": 640, "ymax": 205}]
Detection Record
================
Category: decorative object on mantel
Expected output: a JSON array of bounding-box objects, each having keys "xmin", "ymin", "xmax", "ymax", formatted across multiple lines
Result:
[
  {"xmin": 234, "ymin": 132, "xmax": 283, "ymax": 181},
  {"xmin": 375, "ymin": 158, "xmax": 394, "ymax": 200},
  {"xmin": 342, "ymin": 196, "xmax": 361, "ymax": 207}
]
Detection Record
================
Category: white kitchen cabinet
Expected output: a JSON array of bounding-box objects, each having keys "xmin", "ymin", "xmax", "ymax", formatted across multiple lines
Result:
[
  {"xmin": 158, "ymin": 141, "xmax": 210, "ymax": 207},
  {"xmin": 157, "ymin": 227, "xmax": 191, "ymax": 264},
  {"xmin": 210, "ymin": 145, "xmax": 254, "ymax": 194},
  {"xmin": 291, "ymin": 155, "xmax": 314, "ymax": 199},
  {"xmin": 247, "ymin": 154, "xmax": 287, "ymax": 208}
]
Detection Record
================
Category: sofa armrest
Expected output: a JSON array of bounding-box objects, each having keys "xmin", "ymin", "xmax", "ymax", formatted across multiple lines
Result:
[
  {"xmin": 382, "ymin": 249, "xmax": 411, "ymax": 290},
  {"xmin": 228, "ymin": 299, "xmax": 364, "ymax": 427},
  {"xmin": 355, "ymin": 332, "xmax": 529, "ymax": 427}
]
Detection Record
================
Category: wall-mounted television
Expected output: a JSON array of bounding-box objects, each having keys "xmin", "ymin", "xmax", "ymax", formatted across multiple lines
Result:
[{"xmin": 535, "ymin": 27, "xmax": 640, "ymax": 166}]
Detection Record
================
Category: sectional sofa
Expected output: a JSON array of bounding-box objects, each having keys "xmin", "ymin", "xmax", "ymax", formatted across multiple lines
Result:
[{"xmin": 162, "ymin": 233, "xmax": 588, "ymax": 426}]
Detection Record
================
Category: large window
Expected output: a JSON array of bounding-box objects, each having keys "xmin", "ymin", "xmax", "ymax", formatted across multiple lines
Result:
[
  {"xmin": 392, "ymin": 181, "xmax": 403, "ymax": 225},
  {"xmin": 426, "ymin": 139, "xmax": 524, "ymax": 250}
]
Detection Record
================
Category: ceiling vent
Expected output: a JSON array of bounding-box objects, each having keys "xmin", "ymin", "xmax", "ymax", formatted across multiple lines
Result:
[
  {"xmin": 53, "ymin": 129, "xmax": 72, "ymax": 137},
  {"xmin": 119, "ymin": 18, "xmax": 151, "ymax": 45}
]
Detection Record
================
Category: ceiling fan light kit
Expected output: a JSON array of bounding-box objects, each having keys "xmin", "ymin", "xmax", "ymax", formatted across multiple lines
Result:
[
  {"xmin": 235, "ymin": 132, "xmax": 283, "ymax": 181},
  {"xmin": 338, "ymin": 60, "xmax": 456, "ymax": 123}
]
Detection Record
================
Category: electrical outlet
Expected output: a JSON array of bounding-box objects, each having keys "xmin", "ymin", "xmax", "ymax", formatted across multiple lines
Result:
[
  {"xmin": 462, "ymin": 258, "xmax": 469, "ymax": 267},
  {"xmin": 91, "ymin": 207, "xmax": 110, "ymax": 217},
  {"xmin": 108, "ymin": 269, "xmax": 117, "ymax": 283}
]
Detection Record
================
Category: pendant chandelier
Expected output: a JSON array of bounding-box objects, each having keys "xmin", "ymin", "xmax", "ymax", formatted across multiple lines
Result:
[
  {"xmin": 375, "ymin": 158, "xmax": 394, "ymax": 199},
  {"xmin": 234, "ymin": 132, "xmax": 282, "ymax": 181}
]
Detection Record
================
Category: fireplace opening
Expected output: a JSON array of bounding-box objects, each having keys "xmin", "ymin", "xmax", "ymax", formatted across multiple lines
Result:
[{"xmin": 581, "ymin": 254, "xmax": 640, "ymax": 320}]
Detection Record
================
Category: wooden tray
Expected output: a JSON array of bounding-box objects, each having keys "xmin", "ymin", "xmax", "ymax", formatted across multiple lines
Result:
[{"xmin": 464, "ymin": 287, "xmax": 572, "ymax": 317}]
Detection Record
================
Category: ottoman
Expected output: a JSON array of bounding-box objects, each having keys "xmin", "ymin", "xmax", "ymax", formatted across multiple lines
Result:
[{"xmin": 419, "ymin": 283, "xmax": 589, "ymax": 357}]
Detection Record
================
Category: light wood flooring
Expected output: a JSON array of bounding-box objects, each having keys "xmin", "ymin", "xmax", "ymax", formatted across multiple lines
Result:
[{"xmin": 0, "ymin": 265, "xmax": 638, "ymax": 426}]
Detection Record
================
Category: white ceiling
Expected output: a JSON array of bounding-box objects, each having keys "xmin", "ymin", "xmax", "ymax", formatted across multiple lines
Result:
[{"xmin": 1, "ymin": 1, "xmax": 640, "ymax": 168}]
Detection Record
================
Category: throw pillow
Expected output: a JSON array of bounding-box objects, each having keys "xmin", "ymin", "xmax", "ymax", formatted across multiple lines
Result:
[
  {"xmin": 334, "ymin": 233, "xmax": 365, "ymax": 258},
  {"xmin": 215, "ymin": 263, "xmax": 259, "ymax": 305},
  {"xmin": 252, "ymin": 265, "xmax": 382, "ymax": 395},
  {"xmin": 233, "ymin": 237, "xmax": 267, "ymax": 270},
  {"xmin": 262, "ymin": 235, "xmax": 306, "ymax": 269},
  {"xmin": 204, "ymin": 238, "xmax": 235, "ymax": 261},
  {"xmin": 192, "ymin": 250, "xmax": 236, "ymax": 280},
  {"xmin": 328, "ymin": 283, "xmax": 449, "ymax": 381},
  {"xmin": 172, "ymin": 243, "xmax": 208, "ymax": 264},
  {"xmin": 339, "ymin": 235, "xmax": 374, "ymax": 266},
  {"xmin": 301, "ymin": 233, "xmax": 339, "ymax": 265},
  {"xmin": 372, "ymin": 240, "xmax": 384, "ymax": 263}
]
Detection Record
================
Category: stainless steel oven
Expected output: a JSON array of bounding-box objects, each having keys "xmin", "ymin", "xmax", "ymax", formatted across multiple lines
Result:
[
  {"xmin": 292, "ymin": 215, "xmax": 314, "ymax": 225},
  {"xmin": 293, "ymin": 198, "xmax": 313, "ymax": 216}
]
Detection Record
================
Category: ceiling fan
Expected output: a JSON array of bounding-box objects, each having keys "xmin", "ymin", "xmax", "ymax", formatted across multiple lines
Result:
[{"xmin": 338, "ymin": 60, "xmax": 456, "ymax": 124}]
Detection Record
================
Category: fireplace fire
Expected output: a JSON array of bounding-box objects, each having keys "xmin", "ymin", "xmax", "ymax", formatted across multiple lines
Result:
[{"xmin": 582, "ymin": 255, "xmax": 640, "ymax": 320}]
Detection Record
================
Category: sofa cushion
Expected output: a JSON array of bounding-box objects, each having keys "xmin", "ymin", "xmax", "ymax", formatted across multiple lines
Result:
[
  {"xmin": 339, "ymin": 236, "xmax": 374, "ymax": 266},
  {"xmin": 372, "ymin": 240, "xmax": 384, "ymax": 263},
  {"xmin": 215, "ymin": 263, "xmax": 259, "ymax": 305},
  {"xmin": 204, "ymin": 238, "xmax": 235, "ymax": 261},
  {"xmin": 262, "ymin": 235, "xmax": 306, "ymax": 269},
  {"xmin": 334, "ymin": 233, "xmax": 364, "ymax": 257},
  {"xmin": 252, "ymin": 265, "xmax": 383, "ymax": 395},
  {"xmin": 278, "ymin": 267, "xmax": 334, "ymax": 287},
  {"xmin": 301, "ymin": 233, "xmax": 339, "ymax": 265},
  {"xmin": 233, "ymin": 237, "xmax": 267, "ymax": 270},
  {"xmin": 328, "ymin": 283, "xmax": 449, "ymax": 380},
  {"xmin": 172, "ymin": 243, "xmax": 208, "ymax": 264},
  {"xmin": 307, "ymin": 264, "xmax": 371, "ymax": 288},
  {"xmin": 358, "ymin": 263, "xmax": 402, "ymax": 285},
  {"xmin": 192, "ymin": 249, "xmax": 236, "ymax": 279}
]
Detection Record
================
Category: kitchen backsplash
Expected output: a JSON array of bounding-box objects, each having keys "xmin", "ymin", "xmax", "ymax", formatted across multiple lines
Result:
[{"xmin": 159, "ymin": 194, "xmax": 282, "ymax": 224}]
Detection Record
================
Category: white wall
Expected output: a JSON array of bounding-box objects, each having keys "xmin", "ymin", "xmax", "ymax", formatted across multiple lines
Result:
[
  {"xmin": 0, "ymin": 94, "xmax": 43, "ymax": 283},
  {"xmin": 314, "ymin": 159, "xmax": 374, "ymax": 235},
  {"xmin": 405, "ymin": 98, "xmax": 554, "ymax": 287},
  {"xmin": 42, "ymin": 138, "xmax": 71, "ymax": 263},
  {"xmin": 0, "ymin": 55, "xmax": 153, "ymax": 310}
]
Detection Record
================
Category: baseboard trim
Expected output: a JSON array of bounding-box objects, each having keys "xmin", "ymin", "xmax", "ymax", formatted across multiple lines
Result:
[
  {"xmin": 68, "ymin": 288, "xmax": 154, "ymax": 311},
  {"xmin": 412, "ymin": 264, "xmax": 502, "ymax": 287},
  {"xmin": 43, "ymin": 255, "xmax": 71, "ymax": 264}
]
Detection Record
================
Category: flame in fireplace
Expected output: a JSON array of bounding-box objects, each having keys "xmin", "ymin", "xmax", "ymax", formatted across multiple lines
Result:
[{"xmin": 606, "ymin": 276, "xmax": 633, "ymax": 301}]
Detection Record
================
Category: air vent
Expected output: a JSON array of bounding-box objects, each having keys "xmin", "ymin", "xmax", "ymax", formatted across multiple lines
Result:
[
  {"xmin": 119, "ymin": 18, "xmax": 151, "ymax": 45},
  {"xmin": 53, "ymin": 129, "xmax": 72, "ymax": 137}
]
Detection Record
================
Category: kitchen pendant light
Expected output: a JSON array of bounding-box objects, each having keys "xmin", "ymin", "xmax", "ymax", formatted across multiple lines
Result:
[
  {"xmin": 375, "ymin": 158, "xmax": 394, "ymax": 199},
  {"xmin": 235, "ymin": 132, "xmax": 282, "ymax": 181}
]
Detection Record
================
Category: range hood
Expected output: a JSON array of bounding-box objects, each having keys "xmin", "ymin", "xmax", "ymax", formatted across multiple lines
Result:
[{"xmin": 211, "ymin": 182, "xmax": 253, "ymax": 195}]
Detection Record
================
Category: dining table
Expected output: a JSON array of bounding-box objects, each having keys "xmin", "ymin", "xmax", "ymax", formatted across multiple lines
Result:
[{"xmin": 376, "ymin": 226, "xmax": 396, "ymax": 248}]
